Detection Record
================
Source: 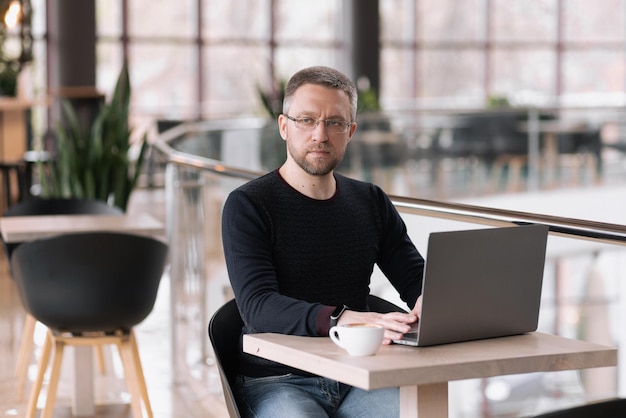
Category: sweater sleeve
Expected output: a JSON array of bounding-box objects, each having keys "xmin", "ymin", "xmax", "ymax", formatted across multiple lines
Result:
[
  {"xmin": 221, "ymin": 189, "xmax": 330, "ymax": 336},
  {"xmin": 374, "ymin": 188, "xmax": 425, "ymax": 309}
]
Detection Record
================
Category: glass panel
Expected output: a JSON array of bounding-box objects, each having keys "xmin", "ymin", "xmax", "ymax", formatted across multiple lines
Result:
[
  {"xmin": 380, "ymin": 48, "xmax": 418, "ymax": 103},
  {"xmin": 274, "ymin": 47, "xmax": 339, "ymax": 80},
  {"xmin": 420, "ymin": 0, "xmax": 485, "ymax": 42},
  {"xmin": 491, "ymin": 49, "xmax": 556, "ymax": 104},
  {"xmin": 380, "ymin": 0, "xmax": 416, "ymax": 42},
  {"xmin": 96, "ymin": 0, "xmax": 122, "ymax": 37},
  {"xmin": 562, "ymin": 51, "xmax": 626, "ymax": 104},
  {"xmin": 128, "ymin": 0, "xmax": 196, "ymax": 38},
  {"xmin": 166, "ymin": 164, "xmax": 237, "ymax": 383},
  {"xmin": 96, "ymin": 42, "xmax": 158, "ymax": 138},
  {"xmin": 492, "ymin": 0, "xmax": 557, "ymax": 42},
  {"xmin": 127, "ymin": 43, "xmax": 197, "ymax": 119},
  {"xmin": 204, "ymin": 0, "xmax": 270, "ymax": 40},
  {"xmin": 203, "ymin": 45, "xmax": 268, "ymax": 118},
  {"xmin": 201, "ymin": 45, "xmax": 341, "ymax": 119},
  {"xmin": 274, "ymin": 0, "xmax": 340, "ymax": 42},
  {"xmin": 564, "ymin": 0, "xmax": 626, "ymax": 42},
  {"xmin": 96, "ymin": 42, "xmax": 123, "ymax": 93},
  {"xmin": 421, "ymin": 50, "xmax": 484, "ymax": 100}
]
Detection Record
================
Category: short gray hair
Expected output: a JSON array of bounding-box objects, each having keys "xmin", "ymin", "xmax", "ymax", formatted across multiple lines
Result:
[{"xmin": 282, "ymin": 66, "xmax": 358, "ymax": 121}]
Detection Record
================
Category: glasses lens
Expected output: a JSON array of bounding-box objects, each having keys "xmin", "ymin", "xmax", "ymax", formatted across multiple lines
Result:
[
  {"xmin": 290, "ymin": 117, "xmax": 350, "ymax": 133},
  {"xmin": 326, "ymin": 120, "xmax": 349, "ymax": 133},
  {"xmin": 296, "ymin": 118, "xmax": 317, "ymax": 130}
]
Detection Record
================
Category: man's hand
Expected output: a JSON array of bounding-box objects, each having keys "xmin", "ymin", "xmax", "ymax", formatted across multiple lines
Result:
[
  {"xmin": 335, "ymin": 295, "xmax": 423, "ymax": 344},
  {"xmin": 337, "ymin": 309, "xmax": 417, "ymax": 345},
  {"xmin": 412, "ymin": 295, "xmax": 423, "ymax": 319}
]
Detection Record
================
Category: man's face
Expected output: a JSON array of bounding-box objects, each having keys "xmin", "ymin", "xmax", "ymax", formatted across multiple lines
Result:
[{"xmin": 278, "ymin": 84, "xmax": 356, "ymax": 176}]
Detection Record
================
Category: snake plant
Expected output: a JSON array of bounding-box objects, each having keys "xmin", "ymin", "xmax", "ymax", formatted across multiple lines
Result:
[{"xmin": 39, "ymin": 63, "xmax": 148, "ymax": 211}]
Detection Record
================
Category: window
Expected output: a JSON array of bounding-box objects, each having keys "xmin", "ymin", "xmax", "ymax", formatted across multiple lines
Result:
[{"xmin": 20, "ymin": 0, "xmax": 626, "ymax": 135}]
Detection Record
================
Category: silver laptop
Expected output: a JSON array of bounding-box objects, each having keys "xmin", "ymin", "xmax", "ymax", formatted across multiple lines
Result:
[{"xmin": 394, "ymin": 224, "xmax": 549, "ymax": 347}]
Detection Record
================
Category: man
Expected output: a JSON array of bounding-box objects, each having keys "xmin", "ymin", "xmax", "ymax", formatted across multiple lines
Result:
[{"xmin": 222, "ymin": 66, "xmax": 424, "ymax": 417}]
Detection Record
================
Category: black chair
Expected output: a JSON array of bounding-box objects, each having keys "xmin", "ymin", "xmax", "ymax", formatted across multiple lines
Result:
[
  {"xmin": 367, "ymin": 293, "xmax": 408, "ymax": 314},
  {"xmin": 529, "ymin": 398, "xmax": 626, "ymax": 417},
  {"xmin": 0, "ymin": 197, "xmax": 124, "ymax": 401},
  {"xmin": 10, "ymin": 232, "xmax": 168, "ymax": 418},
  {"xmin": 207, "ymin": 294, "xmax": 406, "ymax": 418},
  {"xmin": 556, "ymin": 127, "xmax": 603, "ymax": 182},
  {"xmin": 208, "ymin": 298, "xmax": 244, "ymax": 418}
]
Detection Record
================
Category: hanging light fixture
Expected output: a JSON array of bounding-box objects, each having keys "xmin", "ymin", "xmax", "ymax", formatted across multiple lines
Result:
[
  {"xmin": 0, "ymin": 0, "xmax": 33, "ymax": 96},
  {"xmin": 4, "ymin": 0, "xmax": 21, "ymax": 28}
]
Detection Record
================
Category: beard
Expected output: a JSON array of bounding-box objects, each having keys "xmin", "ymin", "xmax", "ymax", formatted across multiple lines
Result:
[{"xmin": 286, "ymin": 140, "xmax": 345, "ymax": 176}]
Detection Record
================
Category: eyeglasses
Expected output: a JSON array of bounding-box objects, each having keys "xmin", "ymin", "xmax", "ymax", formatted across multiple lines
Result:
[{"xmin": 285, "ymin": 115, "xmax": 353, "ymax": 134}]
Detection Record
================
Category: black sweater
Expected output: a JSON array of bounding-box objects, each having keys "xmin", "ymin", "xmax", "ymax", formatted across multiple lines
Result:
[{"xmin": 221, "ymin": 170, "xmax": 424, "ymax": 377}]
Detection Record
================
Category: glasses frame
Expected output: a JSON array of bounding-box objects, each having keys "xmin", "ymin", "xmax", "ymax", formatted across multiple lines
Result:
[{"xmin": 285, "ymin": 115, "xmax": 354, "ymax": 134}]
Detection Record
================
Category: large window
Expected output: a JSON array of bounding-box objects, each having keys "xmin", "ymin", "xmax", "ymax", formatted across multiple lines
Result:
[
  {"xmin": 380, "ymin": 0, "xmax": 626, "ymax": 109},
  {"xmin": 19, "ymin": 0, "xmax": 626, "ymax": 135},
  {"xmin": 94, "ymin": 0, "xmax": 345, "ymax": 129}
]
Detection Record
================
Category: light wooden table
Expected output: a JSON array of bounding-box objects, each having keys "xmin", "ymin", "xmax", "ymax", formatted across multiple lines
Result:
[
  {"xmin": 244, "ymin": 332, "xmax": 617, "ymax": 418},
  {"xmin": 0, "ymin": 212, "xmax": 164, "ymax": 416},
  {"xmin": 0, "ymin": 213, "xmax": 163, "ymax": 243}
]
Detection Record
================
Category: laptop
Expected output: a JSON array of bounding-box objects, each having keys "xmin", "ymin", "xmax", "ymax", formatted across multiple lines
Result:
[{"xmin": 394, "ymin": 224, "xmax": 549, "ymax": 347}]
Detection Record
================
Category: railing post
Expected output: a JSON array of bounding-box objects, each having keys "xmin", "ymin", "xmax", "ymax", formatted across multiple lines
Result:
[{"xmin": 527, "ymin": 108, "xmax": 540, "ymax": 191}]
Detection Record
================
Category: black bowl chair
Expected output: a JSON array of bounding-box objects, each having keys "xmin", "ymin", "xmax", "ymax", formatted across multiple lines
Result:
[
  {"xmin": 208, "ymin": 298, "xmax": 244, "ymax": 418},
  {"xmin": 208, "ymin": 294, "xmax": 407, "ymax": 418},
  {"xmin": 529, "ymin": 398, "xmax": 626, "ymax": 417},
  {"xmin": 10, "ymin": 232, "xmax": 168, "ymax": 418},
  {"xmin": 0, "ymin": 197, "xmax": 123, "ymax": 401}
]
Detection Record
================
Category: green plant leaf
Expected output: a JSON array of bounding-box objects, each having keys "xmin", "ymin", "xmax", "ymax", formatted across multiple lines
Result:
[{"xmin": 39, "ymin": 62, "xmax": 146, "ymax": 211}]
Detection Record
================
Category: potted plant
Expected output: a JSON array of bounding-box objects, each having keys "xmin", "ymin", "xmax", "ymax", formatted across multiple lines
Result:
[{"xmin": 38, "ymin": 63, "xmax": 148, "ymax": 212}]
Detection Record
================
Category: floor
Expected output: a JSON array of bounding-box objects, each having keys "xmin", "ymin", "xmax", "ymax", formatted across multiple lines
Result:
[{"xmin": 0, "ymin": 187, "xmax": 228, "ymax": 418}]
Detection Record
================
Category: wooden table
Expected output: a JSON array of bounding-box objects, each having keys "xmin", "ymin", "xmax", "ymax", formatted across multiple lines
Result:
[
  {"xmin": 0, "ymin": 212, "xmax": 164, "ymax": 416},
  {"xmin": 244, "ymin": 332, "xmax": 617, "ymax": 418},
  {"xmin": 0, "ymin": 213, "xmax": 163, "ymax": 243}
]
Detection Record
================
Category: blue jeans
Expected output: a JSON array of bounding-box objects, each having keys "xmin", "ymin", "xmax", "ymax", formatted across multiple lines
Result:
[{"xmin": 235, "ymin": 373, "xmax": 399, "ymax": 417}]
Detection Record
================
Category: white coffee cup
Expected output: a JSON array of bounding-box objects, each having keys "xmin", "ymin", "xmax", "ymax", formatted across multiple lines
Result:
[{"xmin": 329, "ymin": 323, "xmax": 384, "ymax": 356}]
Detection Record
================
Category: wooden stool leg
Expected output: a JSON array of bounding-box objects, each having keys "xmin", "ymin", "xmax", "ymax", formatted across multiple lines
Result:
[
  {"xmin": 16, "ymin": 314, "xmax": 38, "ymax": 401},
  {"xmin": 118, "ymin": 337, "xmax": 145, "ymax": 418},
  {"xmin": 41, "ymin": 338, "xmax": 65, "ymax": 418},
  {"xmin": 129, "ymin": 330, "xmax": 153, "ymax": 418},
  {"xmin": 25, "ymin": 330, "xmax": 52, "ymax": 418}
]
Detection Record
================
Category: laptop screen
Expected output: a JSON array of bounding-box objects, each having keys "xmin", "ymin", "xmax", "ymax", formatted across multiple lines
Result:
[{"xmin": 395, "ymin": 224, "xmax": 549, "ymax": 347}]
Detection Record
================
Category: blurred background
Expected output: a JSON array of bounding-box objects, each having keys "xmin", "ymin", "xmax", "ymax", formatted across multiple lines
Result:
[{"xmin": 1, "ymin": 1, "xmax": 626, "ymax": 417}]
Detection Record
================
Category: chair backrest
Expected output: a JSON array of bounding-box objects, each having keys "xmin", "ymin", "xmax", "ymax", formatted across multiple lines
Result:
[
  {"xmin": 1, "ymin": 198, "xmax": 123, "ymax": 259},
  {"xmin": 367, "ymin": 294, "xmax": 407, "ymax": 314},
  {"xmin": 10, "ymin": 232, "xmax": 168, "ymax": 333},
  {"xmin": 207, "ymin": 294, "xmax": 406, "ymax": 418},
  {"xmin": 208, "ymin": 298, "xmax": 243, "ymax": 418}
]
